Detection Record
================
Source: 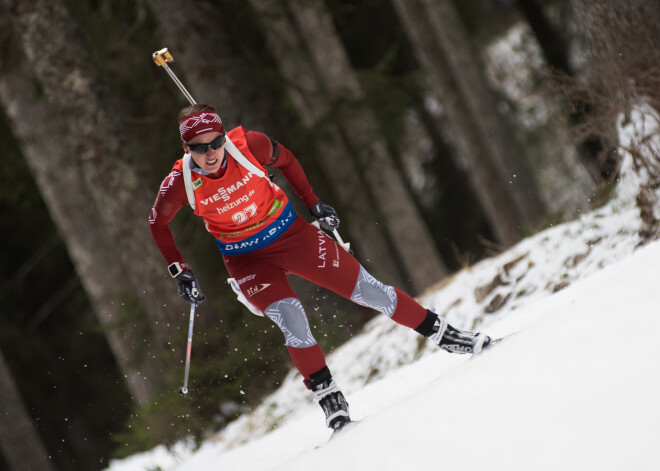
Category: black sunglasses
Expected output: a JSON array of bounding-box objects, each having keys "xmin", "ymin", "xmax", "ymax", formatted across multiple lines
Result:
[{"xmin": 186, "ymin": 134, "xmax": 226, "ymax": 154}]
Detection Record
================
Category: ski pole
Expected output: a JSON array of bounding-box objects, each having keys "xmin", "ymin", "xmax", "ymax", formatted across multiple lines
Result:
[
  {"xmin": 311, "ymin": 221, "xmax": 352, "ymax": 254},
  {"xmin": 153, "ymin": 48, "xmax": 198, "ymax": 396},
  {"xmin": 332, "ymin": 229, "xmax": 351, "ymax": 254},
  {"xmin": 152, "ymin": 48, "xmax": 197, "ymax": 105},
  {"xmin": 178, "ymin": 302, "xmax": 196, "ymax": 396}
]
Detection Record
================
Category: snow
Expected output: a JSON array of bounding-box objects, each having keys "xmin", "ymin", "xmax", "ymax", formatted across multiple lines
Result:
[
  {"xmin": 276, "ymin": 246, "xmax": 660, "ymax": 470},
  {"xmin": 103, "ymin": 103, "xmax": 660, "ymax": 471}
]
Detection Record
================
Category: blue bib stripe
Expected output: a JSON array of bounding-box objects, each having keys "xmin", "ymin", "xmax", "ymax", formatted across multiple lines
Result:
[{"xmin": 216, "ymin": 202, "xmax": 297, "ymax": 255}]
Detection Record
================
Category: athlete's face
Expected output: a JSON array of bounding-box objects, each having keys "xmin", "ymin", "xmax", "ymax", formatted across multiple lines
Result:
[{"xmin": 184, "ymin": 131, "xmax": 226, "ymax": 174}]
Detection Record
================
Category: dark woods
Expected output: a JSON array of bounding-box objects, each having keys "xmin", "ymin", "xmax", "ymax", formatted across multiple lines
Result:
[{"xmin": 1, "ymin": 0, "xmax": 658, "ymax": 470}]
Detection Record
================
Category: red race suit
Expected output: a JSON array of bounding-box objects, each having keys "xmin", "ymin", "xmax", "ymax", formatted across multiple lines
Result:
[
  {"xmin": 149, "ymin": 126, "xmax": 426, "ymax": 379},
  {"xmin": 149, "ymin": 126, "xmax": 319, "ymax": 264}
]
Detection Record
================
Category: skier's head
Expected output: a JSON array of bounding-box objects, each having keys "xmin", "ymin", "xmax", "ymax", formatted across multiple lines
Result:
[
  {"xmin": 178, "ymin": 104, "xmax": 224, "ymax": 143},
  {"xmin": 179, "ymin": 104, "xmax": 226, "ymax": 173}
]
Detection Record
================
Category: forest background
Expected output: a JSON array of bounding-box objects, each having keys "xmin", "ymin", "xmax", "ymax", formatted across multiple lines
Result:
[{"xmin": 1, "ymin": 1, "xmax": 659, "ymax": 470}]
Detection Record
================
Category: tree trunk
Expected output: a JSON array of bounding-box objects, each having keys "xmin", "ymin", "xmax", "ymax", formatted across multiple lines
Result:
[
  {"xmin": 0, "ymin": 349, "xmax": 56, "ymax": 471},
  {"xmin": 513, "ymin": 0, "xmax": 617, "ymax": 184},
  {"xmin": 245, "ymin": 0, "xmax": 404, "ymax": 288},
  {"xmin": 3, "ymin": 0, "xmax": 185, "ymax": 397},
  {"xmin": 144, "ymin": 0, "xmax": 283, "ymax": 135},
  {"xmin": 516, "ymin": 0, "xmax": 572, "ymax": 74},
  {"xmin": 570, "ymin": 0, "xmax": 660, "ymax": 88},
  {"xmin": 0, "ymin": 42, "xmax": 161, "ymax": 403},
  {"xmin": 392, "ymin": 0, "xmax": 547, "ymax": 245},
  {"xmin": 249, "ymin": 0, "xmax": 448, "ymax": 293},
  {"xmin": 569, "ymin": 0, "xmax": 660, "ymax": 176}
]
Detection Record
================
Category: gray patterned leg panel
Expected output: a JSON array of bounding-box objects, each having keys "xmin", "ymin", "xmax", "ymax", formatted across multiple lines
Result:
[
  {"xmin": 350, "ymin": 265, "xmax": 398, "ymax": 317},
  {"xmin": 264, "ymin": 297, "xmax": 317, "ymax": 348}
]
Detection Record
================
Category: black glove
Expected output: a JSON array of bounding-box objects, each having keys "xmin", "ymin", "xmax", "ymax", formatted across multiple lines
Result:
[
  {"xmin": 310, "ymin": 201, "xmax": 340, "ymax": 232},
  {"xmin": 176, "ymin": 270, "xmax": 205, "ymax": 305}
]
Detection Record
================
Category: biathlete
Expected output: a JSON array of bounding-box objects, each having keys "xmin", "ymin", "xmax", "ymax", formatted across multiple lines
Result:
[{"xmin": 149, "ymin": 104, "xmax": 494, "ymax": 432}]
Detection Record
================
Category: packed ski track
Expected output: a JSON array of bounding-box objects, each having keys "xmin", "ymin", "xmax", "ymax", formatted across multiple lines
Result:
[{"xmin": 103, "ymin": 106, "xmax": 660, "ymax": 471}]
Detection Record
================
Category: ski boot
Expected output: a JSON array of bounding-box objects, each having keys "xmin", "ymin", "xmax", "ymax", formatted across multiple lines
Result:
[
  {"xmin": 415, "ymin": 310, "xmax": 493, "ymax": 354},
  {"xmin": 305, "ymin": 366, "xmax": 351, "ymax": 431}
]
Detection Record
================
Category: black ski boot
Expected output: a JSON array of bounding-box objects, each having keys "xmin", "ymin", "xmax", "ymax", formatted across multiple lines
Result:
[
  {"xmin": 305, "ymin": 366, "xmax": 351, "ymax": 431},
  {"xmin": 415, "ymin": 310, "xmax": 492, "ymax": 354}
]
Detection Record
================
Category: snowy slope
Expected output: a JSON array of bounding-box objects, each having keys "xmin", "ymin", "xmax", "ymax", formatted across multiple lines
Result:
[
  {"xmin": 104, "ymin": 106, "xmax": 660, "ymax": 471},
  {"xmin": 109, "ymin": 238, "xmax": 660, "ymax": 471},
  {"xmin": 268, "ymin": 240, "xmax": 660, "ymax": 471}
]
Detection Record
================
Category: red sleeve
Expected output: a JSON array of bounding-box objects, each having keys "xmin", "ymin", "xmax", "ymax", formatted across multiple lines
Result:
[
  {"xmin": 148, "ymin": 169, "xmax": 189, "ymax": 266},
  {"xmin": 245, "ymin": 131, "xmax": 319, "ymax": 208}
]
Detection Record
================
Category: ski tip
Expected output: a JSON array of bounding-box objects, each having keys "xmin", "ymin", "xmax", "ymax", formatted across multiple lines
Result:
[
  {"xmin": 329, "ymin": 419, "xmax": 359, "ymax": 440},
  {"xmin": 483, "ymin": 336, "xmax": 504, "ymax": 350},
  {"xmin": 473, "ymin": 335, "xmax": 504, "ymax": 354}
]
